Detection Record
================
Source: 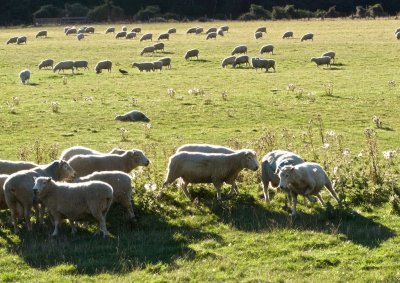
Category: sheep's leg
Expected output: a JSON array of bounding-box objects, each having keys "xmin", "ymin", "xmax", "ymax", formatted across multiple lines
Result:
[
  {"xmin": 213, "ymin": 182, "xmax": 223, "ymax": 201},
  {"xmin": 24, "ymin": 205, "xmax": 32, "ymax": 231},
  {"xmin": 180, "ymin": 182, "xmax": 193, "ymax": 201},
  {"xmin": 122, "ymin": 198, "xmax": 136, "ymax": 220},
  {"xmin": 262, "ymin": 182, "xmax": 270, "ymax": 202},
  {"xmin": 70, "ymin": 220, "xmax": 77, "ymax": 234},
  {"xmin": 325, "ymin": 182, "xmax": 340, "ymax": 204},
  {"xmin": 316, "ymin": 193, "xmax": 325, "ymax": 205},
  {"xmin": 289, "ymin": 191, "xmax": 298, "ymax": 217},
  {"xmin": 228, "ymin": 181, "xmax": 238, "ymax": 195},
  {"xmin": 9, "ymin": 203, "xmax": 19, "ymax": 233},
  {"xmin": 52, "ymin": 219, "xmax": 59, "ymax": 237}
]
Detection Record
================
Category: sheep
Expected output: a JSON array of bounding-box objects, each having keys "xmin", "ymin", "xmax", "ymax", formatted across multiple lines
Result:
[
  {"xmin": 6, "ymin": 36, "xmax": 18, "ymax": 44},
  {"xmin": 19, "ymin": 69, "xmax": 30, "ymax": 85},
  {"xmin": 77, "ymin": 27, "xmax": 86, "ymax": 34},
  {"xmin": 153, "ymin": 42, "xmax": 164, "ymax": 52},
  {"xmin": 220, "ymin": 26, "xmax": 229, "ymax": 32},
  {"xmin": 132, "ymin": 62, "xmax": 154, "ymax": 72},
  {"xmin": 77, "ymin": 33, "xmax": 84, "ymax": 41},
  {"xmin": 73, "ymin": 60, "xmax": 89, "ymax": 71},
  {"xmin": 311, "ymin": 56, "xmax": 331, "ymax": 68},
  {"xmin": 168, "ymin": 28, "xmax": 176, "ymax": 34},
  {"xmin": 75, "ymin": 171, "xmax": 136, "ymax": 221},
  {"xmin": 256, "ymin": 27, "xmax": 267, "ymax": 33},
  {"xmin": 116, "ymin": 31, "xmax": 127, "ymax": 39},
  {"xmin": 16, "ymin": 36, "xmax": 27, "ymax": 44},
  {"xmin": 278, "ymin": 162, "xmax": 340, "ymax": 216},
  {"xmin": 395, "ymin": 28, "xmax": 400, "ymax": 35},
  {"xmin": 131, "ymin": 27, "xmax": 141, "ymax": 33},
  {"xmin": 66, "ymin": 28, "xmax": 77, "ymax": 35},
  {"xmin": 0, "ymin": 160, "xmax": 37, "ymax": 174},
  {"xmin": 396, "ymin": 32, "xmax": 400, "ymax": 40},
  {"xmin": 177, "ymin": 144, "xmax": 235, "ymax": 154},
  {"xmin": 251, "ymin": 58, "xmax": 276, "ymax": 72},
  {"xmin": 152, "ymin": 61, "xmax": 163, "ymax": 71},
  {"xmin": 105, "ymin": 27, "xmax": 115, "ymax": 34},
  {"xmin": 126, "ymin": 32, "xmax": 136, "ymax": 39},
  {"xmin": 157, "ymin": 33, "xmax": 169, "ymax": 41},
  {"xmin": 186, "ymin": 27, "xmax": 197, "ymax": 34},
  {"xmin": 0, "ymin": 175, "xmax": 10, "ymax": 210},
  {"xmin": 322, "ymin": 51, "xmax": 336, "ymax": 63},
  {"xmin": 115, "ymin": 110, "xmax": 150, "ymax": 122},
  {"xmin": 140, "ymin": 46, "xmax": 155, "ymax": 56},
  {"xmin": 161, "ymin": 149, "xmax": 259, "ymax": 201},
  {"xmin": 221, "ymin": 56, "xmax": 236, "ymax": 68},
  {"xmin": 60, "ymin": 146, "xmax": 127, "ymax": 161},
  {"xmin": 217, "ymin": 29, "xmax": 224, "ymax": 37},
  {"xmin": 4, "ymin": 160, "xmax": 76, "ymax": 232},
  {"xmin": 38, "ymin": 59, "xmax": 54, "ymax": 70},
  {"xmin": 260, "ymin": 44, "xmax": 274, "ymax": 55},
  {"xmin": 121, "ymin": 26, "xmax": 127, "ymax": 31},
  {"xmin": 255, "ymin": 31, "xmax": 263, "ymax": 40},
  {"xmin": 53, "ymin": 61, "xmax": 75, "ymax": 74},
  {"xmin": 68, "ymin": 150, "xmax": 150, "ymax": 177},
  {"xmin": 206, "ymin": 27, "xmax": 217, "ymax": 34},
  {"xmin": 85, "ymin": 26, "xmax": 95, "ymax": 33},
  {"xmin": 95, "ymin": 60, "xmax": 112, "ymax": 74},
  {"xmin": 64, "ymin": 27, "xmax": 71, "ymax": 33},
  {"xmin": 282, "ymin": 31, "xmax": 293, "ymax": 39},
  {"xmin": 206, "ymin": 32, "xmax": 217, "ymax": 40},
  {"xmin": 140, "ymin": 33, "xmax": 153, "ymax": 42},
  {"xmin": 158, "ymin": 57, "xmax": 172, "ymax": 69},
  {"xmin": 301, "ymin": 33, "xmax": 314, "ymax": 42},
  {"xmin": 231, "ymin": 45, "xmax": 247, "ymax": 56},
  {"xmin": 184, "ymin": 49, "xmax": 199, "ymax": 60},
  {"xmin": 33, "ymin": 177, "xmax": 113, "ymax": 237},
  {"xmin": 196, "ymin": 27, "xmax": 204, "ymax": 34},
  {"xmin": 35, "ymin": 30, "xmax": 47, "ymax": 38},
  {"xmin": 233, "ymin": 55, "xmax": 249, "ymax": 68}
]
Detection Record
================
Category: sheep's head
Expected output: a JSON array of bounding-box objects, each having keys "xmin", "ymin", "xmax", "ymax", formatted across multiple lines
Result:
[
  {"xmin": 59, "ymin": 160, "xmax": 76, "ymax": 180},
  {"xmin": 33, "ymin": 177, "xmax": 52, "ymax": 197}
]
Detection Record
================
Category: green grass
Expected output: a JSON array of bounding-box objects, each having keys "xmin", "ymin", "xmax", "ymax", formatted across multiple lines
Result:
[{"xmin": 1, "ymin": 19, "xmax": 400, "ymax": 282}]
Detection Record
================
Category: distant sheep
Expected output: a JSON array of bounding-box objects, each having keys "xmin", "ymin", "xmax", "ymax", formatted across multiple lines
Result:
[
  {"xmin": 251, "ymin": 58, "xmax": 276, "ymax": 72},
  {"xmin": 140, "ymin": 33, "xmax": 153, "ymax": 42},
  {"xmin": 77, "ymin": 33, "xmax": 84, "ymax": 41},
  {"xmin": 105, "ymin": 27, "xmax": 115, "ymax": 34},
  {"xmin": 132, "ymin": 62, "xmax": 154, "ymax": 72},
  {"xmin": 220, "ymin": 26, "xmax": 229, "ymax": 32},
  {"xmin": 255, "ymin": 31, "xmax": 263, "ymax": 40},
  {"xmin": 131, "ymin": 27, "xmax": 141, "ymax": 33},
  {"xmin": 126, "ymin": 32, "xmax": 136, "ymax": 39},
  {"xmin": 256, "ymin": 27, "xmax": 267, "ymax": 33},
  {"xmin": 221, "ymin": 56, "xmax": 236, "ymax": 68},
  {"xmin": 60, "ymin": 146, "xmax": 127, "ymax": 161},
  {"xmin": 66, "ymin": 28, "xmax": 77, "ymax": 36},
  {"xmin": 16, "ymin": 36, "xmax": 27, "ymax": 44},
  {"xmin": 153, "ymin": 42, "xmax": 164, "ymax": 52},
  {"xmin": 187, "ymin": 27, "xmax": 197, "ymax": 34},
  {"xmin": 233, "ymin": 55, "xmax": 249, "ymax": 68},
  {"xmin": 322, "ymin": 51, "xmax": 336, "ymax": 63},
  {"xmin": 206, "ymin": 27, "xmax": 217, "ymax": 34},
  {"xmin": 231, "ymin": 45, "xmax": 247, "ymax": 56},
  {"xmin": 168, "ymin": 28, "xmax": 176, "ymax": 34},
  {"xmin": 0, "ymin": 175, "xmax": 10, "ymax": 210},
  {"xmin": 95, "ymin": 60, "xmax": 112, "ymax": 74},
  {"xmin": 282, "ymin": 31, "xmax": 293, "ymax": 39},
  {"xmin": 122, "ymin": 26, "xmax": 127, "ymax": 32},
  {"xmin": 217, "ymin": 29, "xmax": 224, "ymax": 36},
  {"xmin": 6, "ymin": 37, "xmax": 18, "ymax": 44},
  {"xmin": 206, "ymin": 32, "xmax": 217, "ymax": 40},
  {"xmin": 77, "ymin": 27, "xmax": 86, "ymax": 34},
  {"xmin": 115, "ymin": 110, "xmax": 150, "ymax": 122},
  {"xmin": 177, "ymin": 144, "xmax": 235, "ymax": 154},
  {"xmin": 140, "ymin": 45, "xmax": 155, "ymax": 56},
  {"xmin": 0, "ymin": 160, "xmax": 37, "ymax": 174},
  {"xmin": 73, "ymin": 60, "xmax": 89, "ymax": 70},
  {"xmin": 157, "ymin": 33, "xmax": 169, "ymax": 41},
  {"xmin": 64, "ymin": 27, "xmax": 71, "ymax": 33},
  {"xmin": 152, "ymin": 61, "xmax": 163, "ymax": 71},
  {"xmin": 19, "ymin": 69, "xmax": 30, "ymax": 84},
  {"xmin": 53, "ymin": 61, "xmax": 74, "ymax": 74},
  {"xmin": 38, "ymin": 59, "xmax": 54, "ymax": 70},
  {"xmin": 395, "ymin": 28, "xmax": 400, "ymax": 35},
  {"xmin": 196, "ymin": 27, "xmax": 204, "ymax": 34},
  {"xmin": 185, "ymin": 49, "xmax": 199, "ymax": 60},
  {"xmin": 36, "ymin": 30, "xmax": 47, "ymax": 38},
  {"xmin": 158, "ymin": 57, "xmax": 172, "ymax": 69},
  {"xmin": 85, "ymin": 26, "xmax": 95, "ymax": 33},
  {"xmin": 116, "ymin": 31, "xmax": 127, "ymax": 39},
  {"xmin": 311, "ymin": 56, "xmax": 331, "ymax": 68},
  {"xmin": 260, "ymin": 44, "xmax": 274, "ymax": 55},
  {"xmin": 301, "ymin": 33, "xmax": 314, "ymax": 42},
  {"xmin": 396, "ymin": 32, "xmax": 400, "ymax": 40}
]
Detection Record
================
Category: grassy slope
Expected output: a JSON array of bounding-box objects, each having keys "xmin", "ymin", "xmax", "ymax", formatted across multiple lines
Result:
[{"xmin": 0, "ymin": 19, "xmax": 400, "ymax": 282}]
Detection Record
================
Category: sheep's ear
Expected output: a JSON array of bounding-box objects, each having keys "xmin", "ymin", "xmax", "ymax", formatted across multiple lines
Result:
[{"xmin": 47, "ymin": 177, "xmax": 52, "ymax": 182}]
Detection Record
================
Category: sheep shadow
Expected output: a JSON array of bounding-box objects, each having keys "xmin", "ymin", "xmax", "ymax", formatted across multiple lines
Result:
[
  {"xmin": 379, "ymin": 126, "xmax": 394, "ymax": 131},
  {"xmin": 27, "ymin": 82, "xmax": 39, "ymax": 86},
  {"xmin": 192, "ymin": 59, "xmax": 210, "ymax": 63},
  {"xmin": 326, "ymin": 67, "xmax": 343, "ymax": 71}
]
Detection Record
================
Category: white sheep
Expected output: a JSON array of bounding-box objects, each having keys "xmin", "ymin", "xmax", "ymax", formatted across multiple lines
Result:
[
  {"xmin": 53, "ymin": 61, "xmax": 75, "ymax": 73},
  {"xmin": 95, "ymin": 60, "xmax": 112, "ymax": 74},
  {"xmin": 282, "ymin": 31, "xmax": 293, "ymax": 39},
  {"xmin": 196, "ymin": 27, "xmax": 204, "ymax": 34},
  {"xmin": 322, "ymin": 51, "xmax": 336, "ymax": 63},
  {"xmin": 152, "ymin": 61, "xmax": 163, "ymax": 71},
  {"xmin": 221, "ymin": 56, "xmax": 236, "ymax": 68},
  {"xmin": 77, "ymin": 27, "xmax": 86, "ymax": 34},
  {"xmin": 153, "ymin": 42, "xmax": 164, "ymax": 52},
  {"xmin": 157, "ymin": 33, "xmax": 169, "ymax": 41},
  {"xmin": 168, "ymin": 28, "xmax": 176, "ymax": 34},
  {"xmin": 38, "ymin": 59, "xmax": 54, "ymax": 70},
  {"xmin": 251, "ymin": 58, "xmax": 276, "ymax": 72},
  {"xmin": 126, "ymin": 32, "xmax": 136, "ymax": 39},
  {"xmin": 206, "ymin": 27, "xmax": 217, "ymax": 34},
  {"xmin": 231, "ymin": 45, "xmax": 247, "ymax": 56},
  {"xmin": 206, "ymin": 32, "xmax": 217, "ymax": 40},
  {"xmin": 301, "ymin": 33, "xmax": 314, "ymax": 42},
  {"xmin": 0, "ymin": 160, "xmax": 37, "ymax": 174},
  {"xmin": 260, "ymin": 44, "xmax": 274, "ymax": 55},
  {"xmin": 85, "ymin": 26, "xmax": 95, "ymax": 33},
  {"xmin": 217, "ymin": 28, "xmax": 224, "ymax": 36},
  {"xmin": 177, "ymin": 144, "xmax": 235, "ymax": 154},
  {"xmin": 185, "ymin": 49, "xmax": 199, "ymax": 60},
  {"xmin": 33, "ymin": 177, "xmax": 113, "ymax": 237},
  {"xmin": 0, "ymin": 175, "xmax": 11, "ymax": 210},
  {"xmin": 35, "ymin": 30, "xmax": 47, "ymax": 38},
  {"xmin": 311, "ymin": 56, "xmax": 331, "ymax": 68},
  {"xmin": 256, "ymin": 27, "xmax": 267, "ymax": 33},
  {"xmin": 122, "ymin": 26, "xmax": 127, "ymax": 31},
  {"xmin": 140, "ymin": 45, "xmax": 155, "ymax": 56},
  {"xmin": 255, "ymin": 31, "xmax": 263, "ymax": 40},
  {"xmin": 19, "ymin": 69, "xmax": 30, "ymax": 84},
  {"xmin": 6, "ymin": 36, "xmax": 18, "ymax": 44},
  {"xmin": 131, "ymin": 27, "xmax": 141, "ymax": 33},
  {"xmin": 140, "ymin": 33, "xmax": 153, "ymax": 42},
  {"xmin": 64, "ymin": 26, "xmax": 71, "ymax": 33},
  {"xmin": 158, "ymin": 57, "xmax": 172, "ymax": 69},
  {"xmin": 395, "ymin": 28, "xmax": 400, "ymax": 35},
  {"xmin": 105, "ymin": 27, "xmax": 115, "ymax": 34},
  {"xmin": 233, "ymin": 55, "xmax": 249, "ymax": 68},
  {"xmin": 16, "ymin": 36, "xmax": 27, "ymax": 44},
  {"xmin": 186, "ymin": 27, "xmax": 197, "ymax": 34},
  {"xmin": 132, "ymin": 62, "xmax": 154, "ymax": 72},
  {"xmin": 73, "ymin": 60, "xmax": 89, "ymax": 70},
  {"xmin": 220, "ymin": 26, "xmax": 229, "ymax": 32},
  {"xmin": 77, "ymin": 33, "xmax": 84, "ymax": 41},
  {"xmin": 60, "ymin": 146, "xmax": 127, "ymax": 161},
  {"xmin": 396, "ymin": 32, "xmax": 400, "ymax": 40},
  {"xmin": 66, "ymin": 28, "xmax": 77, "ymax": 35},
  {"xmin": 116, "ymin": 31, "xmax": 127, "ymax": 39}
]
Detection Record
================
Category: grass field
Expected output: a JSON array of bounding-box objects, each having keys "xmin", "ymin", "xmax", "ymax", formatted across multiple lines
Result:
[{"xmin": 1, "ymin": 19, "xmax": 400, "ymax": 282}]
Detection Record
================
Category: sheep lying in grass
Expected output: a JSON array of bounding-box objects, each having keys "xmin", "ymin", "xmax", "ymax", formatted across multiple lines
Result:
[
  {"xmin": 6, "ymin": 36, "xmax": 18, "ymax": 44},
  {"xmin": 322, "ymin": 51, "xmax": 336, "ymax": 63},
  {"xmin": 95, "ymin": 60, "xmax": 112, "ymax": 74},
  {"xmin": 231, "ymin": 45, "xmax": 247, "ymax": 56},
  {"xmin": 206, "ymin": 32, "xmax": 217, "ymax": 40},
  {"xmin": 251, "ymin": 58, "xmax": 276, "ymax": 72},
  {"xmin": 53, "ymin": 61, "xmax": 74, "ymax": 74},
  {"xmin": 73, "ymin": 60, "xmax": 89, "ymax": 70},
  {"xmin": 19, "ymin": 70, "xmax": 30, "ymax": 85},
  {"xmin": 105, "ymin": 27, "xmax": 115, "ymax": 34},
  {"xmin": 185, "ymin": 49, "xmax": 199, "ymax": 60},
  {"xmin": 260, "ymin": 44, "xmax": 274, "ymax": 55},
  {"xmin": 256, "ymin": 27, "xmax": 267, "ymax": 33},
  {"xmin": 126, "ymin": 32, "xmax": 136, "ymax": 39},
  {"xmin": 255, "ymin": 31, "xmax": 263, "ymax": 39},
  {"xmin": 157, "ymin": 33, "xmax": 169, "ymax": 41},
  {"xmin": 140, "ymin": 46, "xmax": 155, "ymax": 56},
  {"xmin": 116, "ymin": 31, "xmax": 127, "ymax": 39},
  {"xmin": 36, "ymin": 30, "xmax": 47, "ymax": 38},
  {"xmin": 221, "ymin": 56, "xmax": 236, "ymax": 68},
  {"xmin": 33, "ymin": 177, "xmax": 113, "ymax": 237},
  {"xmin": 311, "ymin": 56, "xmax": 331, "ymax": 68},
  {"xmin": 17, "ymin": 36, "xmax": 27, "ymax": 44},
  {"xmin": 158, "ymin": 57, "xmax": 172, "ymax": 69},
  {"xmin": 168, "ymin": 28, "xmax": 176, "ymax": 34},
  {"xmin": 161, "ymin": 149, "xmax": 259, "ymax": 201},
  {"xmin": 132, "ymin": 62, "xmax": 154, "ymax": 72},
  {"xmin": 0, "ymin": 160, "xmax": 37, "ymax": 174},
  {"xmin": 282, "ymin": 31, "xmax": 293, "ymax": 39},
  {"xmin": 301, "ymin": 33, "xmax": 314, "ymax": 42},
  {"xmin": 233, "ymin": 55, "xmax": 249, "ymax": 68},
  {"xmin": 68, "ymin": 150, "xmax": 150, "ymax": 177},
  {"xmin": 115, "ymin": 110, "xmax": 150, "ymax": 122},
  {"xmin": 153, "ymin": 42, "xmax": 164, "ymax": 52},
  {"xmin": 38, "ymin": 59, "xmax": 54, "ymax": 70},
  {"xmin": 60, "ymin": 146, "xmax": 126, "ymax": 161},
  {"xmin": 4, "ymin": 160, "xmax": 75, "ymax": 232},
  {"xmin": 140, "ymin": 33, "xmax": 153, "ymax": 42}
]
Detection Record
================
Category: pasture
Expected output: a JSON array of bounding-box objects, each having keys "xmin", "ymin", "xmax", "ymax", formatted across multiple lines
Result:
[{"xmin": 0, "ymin": 19, "xmax": 400, "ymax": 282}]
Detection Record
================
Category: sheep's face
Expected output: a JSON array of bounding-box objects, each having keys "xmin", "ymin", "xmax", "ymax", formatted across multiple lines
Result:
[
  {"xmin": 59, "ymin": 160, "xmax": 76, "ymax": 180},
  {"xmin": 33, "ymin": 177, "xmax": 52, "ymax": 197},
  {"xmin": 242, "ymin": 151, "xmax": 259, "ymax": 171},
  {"xmin": 277, "ymin": 165, "xmax": 295, "ymax": 193},
  {"xmin": 129, "ymin": 150, "xmax": 150, "ymax": 167}
]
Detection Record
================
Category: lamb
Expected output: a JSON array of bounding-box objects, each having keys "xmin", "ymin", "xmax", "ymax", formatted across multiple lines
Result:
[
  {"xmin": 322, "ymin": 51, "xmax": 336, "ymax": 63},
  {"xmin": 115, "ymin": 110, "xmax": 150, "ymax": 122},
  {"xmin": 206, "ymin": 27, "xmax": 217, "ymax": 34},
  {"xmin": 6, "ymin": 37, "xmax": 18, "ymax": 44},
  {"xmin": 184, "ymin": 49, "xmax": 199, "ymax": 60},
  {"xmin": 311, "ymin": 56, "xmax": 331, "ymax": 68},
  {"xmin": 53, "ymin": 61, "xmax": 75, "ymax": 74},
  {"xmin": 131, "ymin": 27, "xmax": 141, "ymax": 33},
  {"xmin": 73, "ymin": 60, "xmax": 89, "ymax": 70},
  {"xmin": 261, "ymin": 150, "xmax": 304, "ymax": 202},
  {"xmin": 75, "ymin": 171, "xmax": 136, "ymax": 221},
  {"xmin": 140, "ymin": 46, "xmax": 155, "ymax": 56},
  {"xmin": 231, "ymin": 45, "xmax": 247, "ymax": 56},
  {"xmin": 95, "ymin": 60, "xmax": 112, "ymax": 74},
  {"xmin": 168, "ymin": 28, "xmax": 176, "ymax": 34},
  {"xmin": 158, "ymin": 57, "xmax": 172, "ymax": 69},
  {"xmin": 251, "ymin": 58, "xmax": 276, "ymax": 72},
  {"xmin": 278, "ymin": 162, "xmax": 340, "ymax": 216},
  {"xmin": 140, "ymin": 33, "xmax": 153, "ymax": 42},
  {"xmin": 153, "ymin": 42, "xmax": 164, "ymax": 52},
  {"xmin": 33, "ymin": 177, "xmax": 113, "ymax": 237},
  {"xmin": 66, "ymin": 28, "xmax": 77, "ymax": 36},
  {"xmin": 35, "ymin": 30, "xmax": 47, "ymax": 38},
  {"xmin": 233, "ymin": 55, "xmax": 249, "ymax": 68},
  {"xmin": 220, "ymin": 26, "xmax": 229, "ymax": 32},
  {"xmin": 0, "ymin": 160, "xmax": 37, "ymax": 174},
  {"xmin": 260, "ymin": 44, "xmax": 274, "ymax": 55},
  {"xmin": 60, "ymin": 146, "xmax": 127, "ymax": 161},
  {"xmin": 77, "ymin": 33, "xmax": 84, "ymax": 41},
  {"xmin": 16, "ymin": 36, "xmax": 27, "ymax": 44},
  {"xmin": 255, "ymin": 31, "xmax": 263, "ymax": 40},
  {"xmin": 19, "ymin": 69, "xmax": 30, "ymax": 85},
  {"xmin": 152, "ymin": 61, "xmax": 163, "ymax": 71},
  {"xmin": 38, "ymin": 59, "xmax": 54, "ymax": 70},
  {"xmin": 126, "ymin": 32, "xmax": 136, "ymax": 39},
  {"xmin": 301, "ymin": 33, "xmax": 314, "ymax": 42},
  {"xmin": 206, "ymin": 32, "xmax": 217, "ymax": 40},
  {"xmin": 157, "ymin": 33, "xmax": 169, "ymax": 41},
  {"xmin": 221, "ymin": 56, "xmax": 236, "ymax": 68},
  {"xmin": 256, "ymin": 27, "xmax": 267, "ymax": 33},
  {"xmin": 4, "ymin": 160, "xmax": 76, "ymax": 232},
  {"xmin": 196, "ymin": 27, "xmax": 204, "ymax": 34},
  {"xmin": 132, "ymin": 62, "xmax": 154, "ymax": 72},
  {"xmin": 187, "ymin": 27, "xmax": 197, "ymax": 34},
  {"xmin": 105, "ymin": 27, "xmax": 115, "ymax": 34},
  {"xmin": 282, "ymin": 31, "xmax": 294, "ymax": 39},
  {"xmin": 161, "ymin": 149, "xmax": 259, "ymax": 201},
  {"xmin": 85, "ymin": 27, "xmax": 95, "ymax": 33},
  {"xmin": 68, "ymin": 150, "xmax": 150, "ymax": 177},
  {"xmin": 116, "ymin": 31, "xmax": 127, "ymax": 39}
]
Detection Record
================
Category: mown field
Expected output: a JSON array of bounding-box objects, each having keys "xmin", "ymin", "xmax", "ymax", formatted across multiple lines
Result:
[{"xmin": 0, "ymin": 19, "xmax": 400, "ymax": 282}]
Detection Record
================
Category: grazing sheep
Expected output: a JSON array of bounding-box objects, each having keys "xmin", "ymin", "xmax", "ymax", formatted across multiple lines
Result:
[
  {"xmin": 177, "ymin": 144, "xmax": 235, "ymax": 154},
  {"xmin": 260, "ymin": 44, "xmax": 274, "ymax": 55},
  {"xmin": 196, "ymin": 27, "xmax": 204, "ymax": 34},
  {"xmin": 255, "ymin": 31, "xmax": 263, "ymax": 40},
  {"xmin": 64, "ymin": 27, "xmax": 71, "ymax": 33},
  {"xmin": 161, "ymin": 149, "xmax": 259, "ymax": 201},
  {"xmin": 4, "ymin": 160, "xmax": 75, "ymax": 232},
  {"xmin": 53, "ymin": 61, "xmax": 74, "ymax": 74},
  {"xmin": 184, "ymin": 49, "xmax": 199, "ymax": 60},
  {"xmin": 16, "ymin": 36, "xmax": 27, "ymax": 44},
  {"xmin": 251, "ymin": 58, "xmax": 276, "ymax": 72},
  {"xmin": 33, "ymin": 177, "xmax": 113, "ymax": 237},
  {"xmin": 256, "ymin": 27, "xmax": 267, "ymax": 33},
  {"xmin": 115, "ymin": 110, "xmax": 150, "ymax": 122},
  {"xmin": 152, "ymin": 61, "xmax": 163, "ymax": 71},
  {"xmin": 157, "ymin": 33, "xmax": 169, "ymax": 41},
  {"xmin": 311, "ymin": 56, "xmax": 331, "ymax": 68},
  {"xmin": 396, "ymin": 32, "xmax": 400, "ymax": 40},
  {"xmin": 66, "ymin": 28, "xmax": 77, "ymax": 36},
  {"xmin": 116, "ymin": 31, "xmax": 127, "ymax": 39},
  {"xmin": 77, "ymin": 33, "xmax": 84, "ymax": 41},
  {"xmin": 38, "ymin": 59, "xmax": 54, "ymax": 70},
  {"xmin": 131, "ymin": 27, "xmax": 141, "ymax": 33},
  {"xmin": 278, "ymin": 162, "xmax": 340, "ymax": 216},
  {"xmin": 140, "ymin": 33, "xmax": 153, "ymax": 42},
  {"xmin": 60, "ymin": 146, "xmax": 127, "ymax": 161},
  {"xmin": 153, "ymin": 42, "xmax": 165, "ymax": 52},
  {"xmin": 140, "ymin": 46, "xmax": 155, "ymax": 56},
  {"xmin": 35, "ymin": 30, "xmax": 47, "ymax": 38},
  {"xmin": 220, "ymin": 26, "xmax": 229, "ymax": 32},
  {"xmin": 85, "ymin": 26, "xmax": 95, "ymax": 33},
  {"xmin": 233, "ymin": 55, "xmax": 249, "ymax": 68},
  {"xmin": 206, "ymin": 32, "xmax": 217, "ymax": 40},
  {"xmin": 187, "ymin": 27, "xmax": 197, "ymax": 34},
  {"xmin": 73, "ymin": 60, "xmax": 89, "ymax": 71},
  {"xmin": 122, "ymin": 26, "xmax": 127, "ymax": 32},
  {"xmin": 231, "ymin": 45, "xmax": 247, "ymax": 56},
  {"xmin": 77, "ymin": 27, "xmax": 86, "ymax": 34},
  {"xmin": 95, "ymin": 60, "xmax": 112, "ymax": 74},
  {"xmin": 6, "ymin": 36, "xmax": 18, "ymax": 44},
  {"xmin": 395, "ymin": 28, "xmax": 400, "ymax": 35},
  {"xmin": 221, "ymin": 56, "xmax": 236, "ymax": 68},
  {"xmin": 261, "ymin": 150, "xmax": 304, "ymax": 202},
  {"xmin": 68, "ymin": 150, "xmax": 150, "ymax": 177},
  {"xmin": 126, "ymin": 32, "xmax": 136, "ymax": 39},
  {"xmin": 132, "ymin": 62, "xmax": 154, "ymax": 72},
  {"xmin": 282, "ymin": 31, "xmax": 294, "ymax": 39},
  {"xmin": 19, "ymin": 69, "xmax": 30, "ymax": 85},
  {"xmin": 158, "ymin": 57, "xmax": 172, "ymax": 69},
  {"xmin": 217, "ymin": 29, "xmax": 224, "ymax": 36},
  {"xmin": 105, "ymin": 27, "xmax": 115, "ymax": 34},
  {"xmin": 168, "ymin": 28, "xmax": 176, "ymax": 34},
  {"xmin": 206, "ymin": 27, "xmax": 217, "ymax": 34},
  {"xmin": 322, "ymin": 51, "xmax": 336, "ymax": 63},
  {"xmin": 0, "ymin": 160, "xmax": 37, "ymax": 174},
  {"xmin": 301, "ymin": 33, "xmax": 314, "ymax": 42}
]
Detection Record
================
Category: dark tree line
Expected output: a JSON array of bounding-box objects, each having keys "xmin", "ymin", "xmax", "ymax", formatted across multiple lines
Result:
[{"xmin": 1, "ymin": 0, "xmax": 399, "ymax": 25}]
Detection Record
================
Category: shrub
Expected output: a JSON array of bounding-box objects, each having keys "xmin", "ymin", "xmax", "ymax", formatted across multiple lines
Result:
[
  {"xmin": 33, "ymin": 4, "xmax": 63, "ymax": 18},
  {"xmin": 87, "ymin": 2, "xmax": 124, "ymax": 22},
  {"xmin": 368, "ymin": 4, "xmax": 385, "ymax": 18},
  {"xmin": 237, "ymin": 12, "xmax": 258, "ymax": 21},
  {"xmin": 355, "ymin": 6, "xmax": 367, "ymax": 18},
  {"xmin": 271, "ymin": 6, "xmax": 288, "ymax": 19},
  {"xmin": 134, "ymin": 5, "xmax": 160, "ymax": 21},
  {"xmin": 64, "ymin": 3, "xmax": 89, "ymax": 17},
  {"xmin": 315, "ymin": 9, "xmax": 327, "ymax": 19},
  {"xmin": 249, "ymin": 4, "xmax": 271, "ymax": 19},
  {"xmin": 325, "ymin": 6, "xmax": 340, "ymax": 18}
]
